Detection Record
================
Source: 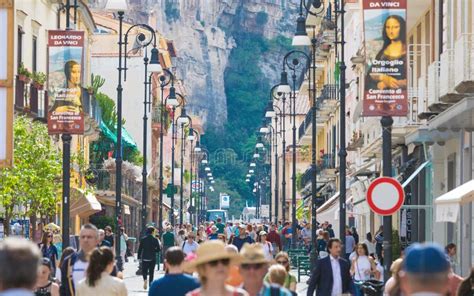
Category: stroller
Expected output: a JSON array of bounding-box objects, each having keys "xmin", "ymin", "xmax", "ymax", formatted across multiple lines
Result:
[{"xmin": 359, "ymin": 280, "xmax": 385, "ymax": 296}]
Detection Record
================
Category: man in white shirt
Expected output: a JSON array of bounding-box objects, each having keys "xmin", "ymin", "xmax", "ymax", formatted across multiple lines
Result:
[{"xmin": 181, "ymin": 233, "xmax": 199, "ymax": 255}]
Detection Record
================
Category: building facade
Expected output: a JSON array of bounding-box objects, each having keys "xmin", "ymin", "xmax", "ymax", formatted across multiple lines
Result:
[{"xmin": 268, "ymin": 0, "xmax": 474, "ymax": 276}]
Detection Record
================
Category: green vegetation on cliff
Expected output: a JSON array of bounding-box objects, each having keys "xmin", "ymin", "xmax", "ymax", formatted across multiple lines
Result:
[{"xmin": 202, "ymin": 32, "xmax": 291, "ymax": 218}]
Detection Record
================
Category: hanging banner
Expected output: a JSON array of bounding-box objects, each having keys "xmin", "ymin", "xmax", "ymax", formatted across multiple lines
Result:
[
  {"xmin": 362, "ymin": 0, "xmax": 408, "ymax": 116},
  {"xmin": 47, "ymin": 30, "xmax": 84, "ymax": 134}
]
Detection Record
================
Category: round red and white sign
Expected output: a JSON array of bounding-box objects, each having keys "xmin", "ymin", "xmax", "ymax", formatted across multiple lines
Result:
[{"xmin": 366, "ymin": 177, "xmax": 404, "ymax": 216}]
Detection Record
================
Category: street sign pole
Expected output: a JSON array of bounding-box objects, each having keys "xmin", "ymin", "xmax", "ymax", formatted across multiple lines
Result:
[{"xmin": 381, "ymin": 115, "xmax": 393, "ymax": 282}]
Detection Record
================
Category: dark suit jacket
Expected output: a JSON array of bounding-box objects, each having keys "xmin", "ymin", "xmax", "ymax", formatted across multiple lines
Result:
[
  {"xmin": 137, "ymin": 234, "xmax": 160, "ymax": 261},
  {"xmin": 306, "ymin": 255, "xmax": 353, "ymax": 296}
]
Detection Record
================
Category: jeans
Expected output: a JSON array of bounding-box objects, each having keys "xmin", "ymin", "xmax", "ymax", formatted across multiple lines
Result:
[{"xmin": 142, "ymin": 260, "xmax": 156, "ymax": 284}]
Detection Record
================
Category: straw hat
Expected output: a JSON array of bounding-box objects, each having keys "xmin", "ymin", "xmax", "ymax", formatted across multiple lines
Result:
[
  {"xmin": 240, "ymin": 243, "xmax": 269, "ymax": 264},
  {"xmin": 185, "ymin": 240, "xmax": 240, "ymax": 272}
]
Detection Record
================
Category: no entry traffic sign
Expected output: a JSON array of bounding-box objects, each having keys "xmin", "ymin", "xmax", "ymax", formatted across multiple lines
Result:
[{"xmin": 366, "ymin": 177, "xmax": 405, "ymax": 216}]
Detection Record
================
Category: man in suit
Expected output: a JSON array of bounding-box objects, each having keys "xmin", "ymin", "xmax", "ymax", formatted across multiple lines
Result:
[
  {"xmin": 137, "ymin": 226, "xmax": 161, "ymax": 290},
  {"xmin": 307, "ymin": 238, "xmax": 353, "ymax": 296}
]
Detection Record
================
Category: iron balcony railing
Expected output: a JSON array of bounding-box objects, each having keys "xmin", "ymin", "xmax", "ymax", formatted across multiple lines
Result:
[
  {"xmin": 14, "ymin": 76, "xmax": 49, "ymax": 118},
  {"xmin": 298, "ymin": 153, "xmax": 335, "ymax": 189},
  {"xmin": 297, "ymin": 84, "xmax": 337, "ymax": 142}
]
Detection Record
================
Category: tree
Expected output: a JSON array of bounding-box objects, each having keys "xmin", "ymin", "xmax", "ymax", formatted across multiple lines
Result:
[{"xmin": 0, "ymin": 116, "xmax": 62, "ymax": 236}]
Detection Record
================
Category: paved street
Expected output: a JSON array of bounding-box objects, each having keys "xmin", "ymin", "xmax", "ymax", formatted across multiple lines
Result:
[{"xmin": 123, "ymin": 256, "xmax": 310, "ymax": 296}]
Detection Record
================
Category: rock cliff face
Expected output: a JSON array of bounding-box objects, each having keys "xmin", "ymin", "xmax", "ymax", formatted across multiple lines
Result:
[
  {"xmin": 142, "ymin": 0, "xmax": 299, "ymax": 128},
  {"xmin": 87, "ymin": 0, "xmax": 298, "ymax": 127}
]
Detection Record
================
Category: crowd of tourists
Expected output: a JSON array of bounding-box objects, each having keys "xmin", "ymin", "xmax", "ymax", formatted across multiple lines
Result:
[{"xmin": 0, "ymin": 219, "xmax": 472, "ymax": 296}]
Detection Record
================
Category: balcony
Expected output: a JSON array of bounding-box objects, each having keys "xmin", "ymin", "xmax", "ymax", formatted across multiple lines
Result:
[
  {"xmin": 298, "ymin": 154, "xmax": 336, "ymax": 191},
  {"xmin": 439, "ymin": 50, "xmax": 466, "ymax": 103},
  {"xmin": 14, "ymin": 76, "xmax": 48, "ymax": 119},
  {"xmin": 454, "ymin": 34, "xmax": 474, "ymax": 94},
  {"xmin": 297, "ymin": 84, "xmax": 338, "ymax": 145},
  {"xmin": 347, "ymin": 130, "xmax": 364, "ymax": 151}
]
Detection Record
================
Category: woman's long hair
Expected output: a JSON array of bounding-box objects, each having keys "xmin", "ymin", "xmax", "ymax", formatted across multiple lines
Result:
[
  {"xmin": 377, "ymin": 15, "xmax": 406, "ymax": 59},
  {"xmin": 86, "ymin": 247, "xmax": 114, "ymax": 287},
  {"xmin": 356, "ymin": 243, "xmax": 369, "ymax": 258},
  {"xmin": 41, "ymin": 231, "xmax": 52, "ymax": 247}
]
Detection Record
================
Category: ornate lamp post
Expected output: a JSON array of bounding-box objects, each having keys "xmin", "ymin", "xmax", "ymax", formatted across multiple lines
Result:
[
  {"xmin": 291, "ymin": 0, "xmax": 324, "ymax": 267},
  {"xmin": 157, "ymin": 69, "xmax": 174, "ymax": 235},
  {"xmin": 278, "ymin": 50, "xmax": 310, "ymax": 249},
  {"xmin": 165, "ymin": 87, "xmax": 184, "ymax": 226},
  {"xmin": 177, "ymin": 107, "xmax": 192, "ymax": 224},
  {"xmin": 188, "ymin": 128, "xmax": 199, "ymax": 224},
  {"xmin": 106, "ymin": 0, "xmax": 161, "ymax": 270},
  {"xmin": 140, "ymin": 40, "xmax": 162, "ymax": 236}
]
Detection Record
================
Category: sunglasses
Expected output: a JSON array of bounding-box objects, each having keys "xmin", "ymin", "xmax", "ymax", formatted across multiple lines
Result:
[
  {"xmin": 207, "ymin": 258, "xmax": 230, "ymax": 267},
  {"xmin": 48, "ymin": 235, "xmax": 53, "ymax": 238},
  {"xmin": 240, "ymin": 263, "xmax": 264, "ymax": 270},
  {"xmin": 276, "ymin": 260, "xmax": 288, "ymax": 265}
]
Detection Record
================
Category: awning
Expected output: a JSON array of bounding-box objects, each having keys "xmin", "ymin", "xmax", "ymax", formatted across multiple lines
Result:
[
  {"xmin": 402, "ymin": 161, "xmax": 430, "ymax": 188},
  {"xmin": 435, "ymin": 179, "xmax": 474, "ymax": 222},
  {"xmin": 99, "ymin": 120, "xmax": 138, "ymax": 150},
  {"xmin": 70, "ymin": 190, "xmax": 102, "ymax": 218}
]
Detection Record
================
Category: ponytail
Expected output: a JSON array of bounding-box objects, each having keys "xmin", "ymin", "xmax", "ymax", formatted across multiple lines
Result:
[{"xmin": 86, "ymin": 247, "xmax": 114, "ymax": 287}]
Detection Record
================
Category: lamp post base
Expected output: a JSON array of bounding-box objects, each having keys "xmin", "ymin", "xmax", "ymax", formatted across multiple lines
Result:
[
  {"xmin": 116, "ymin": 254, "xmax": 124, "ymax": 272},
  {"xmin": 310, "ymin": 247, "xmax": 318, "ymax": 270}
]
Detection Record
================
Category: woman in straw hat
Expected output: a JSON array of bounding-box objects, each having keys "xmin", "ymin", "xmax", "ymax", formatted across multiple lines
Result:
[{"xmin": 186, "ymin": 240, "xmax": 248, "ymax": 296}]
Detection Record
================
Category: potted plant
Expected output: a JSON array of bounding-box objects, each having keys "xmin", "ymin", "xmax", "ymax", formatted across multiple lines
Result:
[
  {"xmin": 18, "ymin": 63, "xmax": 32, "ymax": 83},
  {"xmin": 32, "ymin": 71, "xmax": 46, "ymax": 90},
  {"xmin": 87, "ymin": 85, "xmax": 94, "ymax": 95}
]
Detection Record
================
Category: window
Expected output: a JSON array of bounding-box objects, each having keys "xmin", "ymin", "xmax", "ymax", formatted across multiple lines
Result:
[
  {"xmin": 17, "ymin": 26, "xmax": 24, "ymax": 70},
  {"xmin": 32, "ymin": 36, "xmax": 37, "ymax": 73}
]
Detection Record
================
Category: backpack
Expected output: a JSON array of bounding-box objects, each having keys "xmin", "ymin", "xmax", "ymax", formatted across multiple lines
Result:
[{"xmin": 270, "ymin": 284, "xmax": 296, "ymax": 296}]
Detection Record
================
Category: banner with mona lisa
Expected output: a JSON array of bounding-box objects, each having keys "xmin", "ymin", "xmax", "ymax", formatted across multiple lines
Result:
[
  {"xmin": 47, "ymin": 30, "xmax": 84, "ymax": 134},
  {"xmin": 363, "ymin": 0, "xmax": 408, "ymax": 116}
]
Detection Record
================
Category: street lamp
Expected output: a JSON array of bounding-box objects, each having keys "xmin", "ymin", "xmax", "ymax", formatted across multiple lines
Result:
[
  {"xmin": 280, "ymin": 50, "xmax": 310, "ymax": 249},
  {"xmin": 106, "ymin": 0, "xmax": 162, "ymax": 271},
  {"xmin": 165, "ymin": 87, "xmax": 184, "ymax": 226},
  {"xmin": 261, "ymin": 121, "xmax": 278, "ymax": 224},
  {"xmin": 196, "ymin": 147, "xmax": 209, "ymax": 223},
  {"xmin": 177, "ymin": 107, "xmax": 192, "ymax": 224},
  {"xmin": 266, "ymin": 101, "xmax": 281, "ymax": 225},
  {"xmin": 270, "ymin": 85, "xmax": 288, "ymax": 223},
  {"xmin": 157, "ymin": 68, "xmax": 174, "ymax": 236},
  {"xmin": 188, "ymin": 127, "xmax": 199, "ymax": 224},
  {"xmin": 141, "ymin": 43, "xmax": 162, "ymax": 237}
]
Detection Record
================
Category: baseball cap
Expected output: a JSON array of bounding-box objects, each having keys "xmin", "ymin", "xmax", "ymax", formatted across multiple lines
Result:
[{"xmin": 403, "ymin": 243, "xmax": 450, "ymax": 274}]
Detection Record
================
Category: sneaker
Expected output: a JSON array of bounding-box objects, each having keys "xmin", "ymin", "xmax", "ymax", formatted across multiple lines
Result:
[{"xmin": 144, "ymin": 280, "xmax": 147, "ymax": 290}]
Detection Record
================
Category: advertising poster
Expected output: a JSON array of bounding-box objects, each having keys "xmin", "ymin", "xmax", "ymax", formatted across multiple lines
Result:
[
  {"xmin": 363, "ymin": 0, "xmax": 408, "ymax": 116},
  {"xmin": 47, "ymin": 30, "xmax": 84, "ymax": 134}
]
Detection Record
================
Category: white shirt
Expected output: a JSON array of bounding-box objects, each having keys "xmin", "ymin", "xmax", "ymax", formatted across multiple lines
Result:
[
  {"xmin": 225, "ymin": 226, "xmax": 233, "ymax": 240},
  {"xmin": 72, "ymin": 259, "xmax": 88, "ymax": 287},
  {"xmin": 353, "ymin": 255, "xmax": 371, "ymax": 281},
  {"xmin": 330, "ymin": 255, "xmax": 343, "ymax": 296},
  {"xmin": 182, "ymin": 240, "xmax": 199, "ymax": 255},
  {"xmin": 261, "ymin": 241, "xmax": 273, "ymax": 261}
]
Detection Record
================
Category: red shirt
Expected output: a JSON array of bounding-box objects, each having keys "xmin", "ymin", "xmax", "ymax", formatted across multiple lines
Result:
[{"xmin": 266, "ymin": 230, "xmax": 282, "ymax": 251}]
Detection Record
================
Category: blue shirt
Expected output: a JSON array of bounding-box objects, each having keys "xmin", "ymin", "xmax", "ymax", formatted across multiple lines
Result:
[
  {"xmin": 232, "ymin": 236, "xmax": 254, "ymax": 251},
  {"xmin": 148, "ymin": 273, "xmax": 200, "ymax": 296},
  {"xmin": 253, "ymin": 283, "xmax": 293, "ymax": 296}
]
